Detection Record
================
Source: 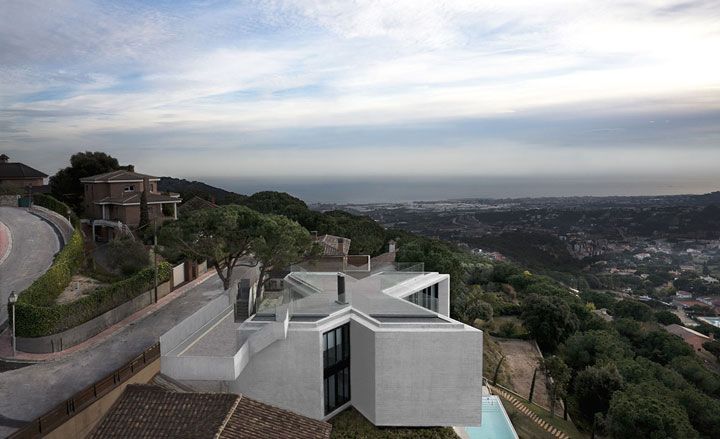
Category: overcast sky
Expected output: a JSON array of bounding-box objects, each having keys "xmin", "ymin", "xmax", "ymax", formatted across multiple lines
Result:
[{"xmin": 1, "ymin": 0, "xmax": 719, "ymax": 184}]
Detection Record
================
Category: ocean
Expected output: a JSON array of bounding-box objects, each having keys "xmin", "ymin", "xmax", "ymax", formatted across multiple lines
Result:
[{"xmin": 192, "ymin": 175, "xmax": 720, "ymax": 204}]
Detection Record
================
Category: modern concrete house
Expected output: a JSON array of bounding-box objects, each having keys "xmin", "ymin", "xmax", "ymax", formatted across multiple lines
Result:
[
  {"xmin": 81, "ymin": 169, "xmax": 181, "ymax": 240},
  {"xmin": 160, "ymin": 263, "xmax": 483, "ymax": 427}
]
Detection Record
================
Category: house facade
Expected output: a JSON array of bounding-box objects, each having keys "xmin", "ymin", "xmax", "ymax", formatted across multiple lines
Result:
[
  {"xmin": 160, "ymin": 263, "xmax": 483, "ymax": 427},
  {"xmin": 81, "ymin": 170, "xmax": 181, "ymax": 238},
  {"xmin": 0, "ymin": 154, "xmax": 47, "ymax": 189}
]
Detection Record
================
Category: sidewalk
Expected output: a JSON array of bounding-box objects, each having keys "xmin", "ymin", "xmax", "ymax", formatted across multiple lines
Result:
[{"xmin": 0, "ymin": 270, "xmax": 216, "ymax": 362}]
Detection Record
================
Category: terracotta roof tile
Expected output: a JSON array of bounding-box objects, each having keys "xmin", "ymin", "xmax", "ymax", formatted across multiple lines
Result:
[
  {"xmin": 89, "ymin": 384, "xmax": 332, "ymax": 439},
  {"xmin": 80, "ymin": 170, "xmax": 159, "ymax": 183},
  {"xmin": 220, "ymin": 396, "xmax": 332, "ymax": 439},
  {"xmin": 89, "ymin": 385, "xmax": 237, "ymax": 438}
]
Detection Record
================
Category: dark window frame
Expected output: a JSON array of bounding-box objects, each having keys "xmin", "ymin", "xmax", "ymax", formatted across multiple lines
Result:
[{"xmin": 323, "ymin": 323, "xmax": 350, "ymax": 414}]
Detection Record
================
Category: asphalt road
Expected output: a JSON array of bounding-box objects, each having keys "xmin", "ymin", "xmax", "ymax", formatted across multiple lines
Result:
[
  {"xmin": 0, "ymin": 207, "xmax": 59, "ymax": 325},
  {"xmin": 0, "ymin": 267, "xmax": 257, "ymax": 437}
]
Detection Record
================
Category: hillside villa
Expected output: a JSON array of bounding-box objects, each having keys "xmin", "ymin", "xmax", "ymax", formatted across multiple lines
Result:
[{"xmin": 81, "ymin": 169, "xmax": 181, "ymax": 240}]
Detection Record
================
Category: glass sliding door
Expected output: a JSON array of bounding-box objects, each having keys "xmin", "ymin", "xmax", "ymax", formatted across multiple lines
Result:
[{"xmin": 323, "ymin": 323, "xmax": 350, "ymax": 415}]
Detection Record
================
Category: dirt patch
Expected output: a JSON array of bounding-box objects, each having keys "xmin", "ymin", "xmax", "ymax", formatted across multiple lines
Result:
[
  {"xmin": 494, "ymin": 337, "xmax": 551, "ymax": 409},
  {"xmin": 56, "ymin": 274, "xmax": 106, "ymax": 304}
]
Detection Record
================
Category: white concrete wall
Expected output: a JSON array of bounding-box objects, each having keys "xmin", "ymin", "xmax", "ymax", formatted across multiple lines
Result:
[
  {"xmin": 160, "ymin": 294, "xmax": 230, "ymax": 355},
  {"xmin": 372, "ymin": 327, "xmax": 483, "ymax": 427},
  {"xmin": 172, "ymin": 263, "xmax": 185, "ymax": 288},
  {"xmin": 230, "ymin": 328, "xmax": 324, "ymax": 419},
  {"xmin": 439, "ymin": 277, "xmax": 450, "ymax": 316},
  {"xmin": 350, "ymin": 320, "xmax": 376, "ymax": 423}
]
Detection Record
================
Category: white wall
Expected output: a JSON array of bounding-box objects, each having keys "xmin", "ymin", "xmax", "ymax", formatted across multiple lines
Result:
[
  {"xmin": 372, "ymin": 327, "xmax": 483, "ymax": 427},
  {"xmin": 230, "ymin": 328, "xmax": 324, "ymax": 419},
  {"xmin": 350, "ymin": 320, "xmax": 376, "ymax": 423}
]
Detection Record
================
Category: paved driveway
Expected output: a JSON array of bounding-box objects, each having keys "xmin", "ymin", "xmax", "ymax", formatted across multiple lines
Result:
[
  {"xmin": 0, "ymin": 267, "xmax": 257, "ymax": 437},
  {"xmin": 0, "ymin": 207, "xmax": 59, "ymax": 325}
]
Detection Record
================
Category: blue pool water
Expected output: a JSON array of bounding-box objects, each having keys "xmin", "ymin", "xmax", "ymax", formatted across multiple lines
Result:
[
  {"xmin": 465, "ymin": 396, "xmax": 518, "ymax": 439},
  {"xmin": 698, "ymin": 316, "xmax": 720, "ymax": 328}
]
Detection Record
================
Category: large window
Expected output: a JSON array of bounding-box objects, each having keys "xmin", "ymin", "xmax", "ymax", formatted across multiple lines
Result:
[
  {"xmin": 406, "ymin": 283, "xmax": 439, "ymax": 312},
  {"xmin": 323, "ymin": 323, "xmax": 350, "ymax": 415}
]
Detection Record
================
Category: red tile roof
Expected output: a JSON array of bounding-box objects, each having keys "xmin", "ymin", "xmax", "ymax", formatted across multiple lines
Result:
[
  {"xmin": 220, "ymin": 395, "xmax": 332, "ymax": 439},
  {"xmin": 80, "ymin": 170, "xmax": 159, "ymax": 183},
  {"xmin": 89, "ymin": 384, "xmax": 332, "ymax": 439},
  {"xmin": 89, "ymin": 385, "xmax": 237, "ymax": 438}
]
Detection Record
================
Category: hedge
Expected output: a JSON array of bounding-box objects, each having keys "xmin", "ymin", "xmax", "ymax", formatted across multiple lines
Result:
[
  {"xmin": 32, "ymin": 193, "xmax": 79, "ymax": 226},
  {"xmin": 13, "ymin": 230, "xmax": 171, "ymax": 338},
  {"xmin": 14, "ymin": 262, "xmax": 172, "ymax": 337},
  {"xmin": 18, "ymin": 227, "xmax": 85, "ymax": 307}
]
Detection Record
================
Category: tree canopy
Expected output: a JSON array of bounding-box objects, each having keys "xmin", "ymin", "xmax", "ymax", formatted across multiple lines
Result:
[
  {"xmin": 521, "ymin": 294, "xmax": 580, "ymax": 352},
  {"xmin": 50, "ymin": 151, "xmax": 121, "ymax": 211},
  {"xmin": 159, "ymin": 205, "xmax": 261, "ymax": 290}
]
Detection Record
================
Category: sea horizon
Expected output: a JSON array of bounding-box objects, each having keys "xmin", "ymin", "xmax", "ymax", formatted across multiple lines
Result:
[{"xmin": 190, "ymin": 175, "xmax": 720, "ymax": 204}]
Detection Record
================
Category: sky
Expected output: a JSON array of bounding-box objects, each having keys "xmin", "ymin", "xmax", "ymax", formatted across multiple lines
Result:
[{"xmin": 1, "ymin": 0, "xmax": 719, "ymax": 199}]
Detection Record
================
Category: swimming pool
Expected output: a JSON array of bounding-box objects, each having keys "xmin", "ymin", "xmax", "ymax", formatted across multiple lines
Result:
[
  {"xmin": 698, "ymin": 316, "xmax": 720, "ymax": 328},
  {"xmin": 463, "ymin": 396, "xmax": 519, "ymax": 439}
]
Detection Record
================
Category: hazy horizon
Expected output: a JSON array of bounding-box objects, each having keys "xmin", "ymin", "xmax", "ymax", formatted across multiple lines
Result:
[{"xmin": 195, "ymin": 174, "xmax": 720, "ymax": 204}]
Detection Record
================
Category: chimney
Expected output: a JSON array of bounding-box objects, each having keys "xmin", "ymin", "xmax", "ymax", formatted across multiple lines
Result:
[
  {"xmin": 337, "ymin": 237, "xmax": 344, "ymax": 253},
  {"xmin": 337, "ymin": 274, "xmax": 346, "ymax": 304},
  {"xmin": 0, "ymin": 154, "xmax": 8, "ymax": 163},
  {"xmin": 311, "ymin": 230, "xmax": 318, "ymax": 239}
]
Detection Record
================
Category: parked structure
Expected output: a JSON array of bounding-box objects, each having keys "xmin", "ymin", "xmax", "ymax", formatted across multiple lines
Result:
[
  {"xmin": 81, "ymin": 170, "xmax": 181, "ymax": 240},
  {"xmin": 0, "ymin": 154, "xmax": 48, "ymax": 188},
  {"xmin": 160, "ymin": 262, "xmax": 483, "ymax": 427}
]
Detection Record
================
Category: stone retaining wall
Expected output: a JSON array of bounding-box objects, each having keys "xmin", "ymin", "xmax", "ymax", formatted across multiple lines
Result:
[{"xmin": 0, "ymin": 195, "xmax": 19, "ymax": 206}]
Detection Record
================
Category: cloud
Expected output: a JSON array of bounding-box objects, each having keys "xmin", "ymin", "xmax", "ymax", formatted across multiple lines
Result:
[{"xmin": 0, "ymin": 0, "xmax": 719, "ymax": 184}]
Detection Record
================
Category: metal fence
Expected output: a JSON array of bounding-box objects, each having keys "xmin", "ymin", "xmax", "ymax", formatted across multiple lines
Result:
[{"xmin": 8, "ymin": 343, "xmax": 161, "ymax": 439}]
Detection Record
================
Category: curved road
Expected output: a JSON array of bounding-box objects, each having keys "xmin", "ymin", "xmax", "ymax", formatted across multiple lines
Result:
[
  {"xmin": 0, "ymin": 267, "xmax": 257, "ymax": 437},
  {"xmin": 0, "ymin": 207, "xmax": 59, "ymax": 325}
]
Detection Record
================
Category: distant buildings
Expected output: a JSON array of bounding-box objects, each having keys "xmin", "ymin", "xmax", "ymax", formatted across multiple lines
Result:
[
  {"xmin": 663, "ymin": 324, "xmax": 710, "ymax": 352},
  {"xmin": 675, "ymin": 291, "xmax": 693, "ymax": 300}
]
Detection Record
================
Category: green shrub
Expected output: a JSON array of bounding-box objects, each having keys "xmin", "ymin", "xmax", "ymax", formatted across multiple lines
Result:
[
  {"xmin": 14, "ymin": 261, "xmax": 171, "ymax": 337},
  {"xmin": 105, "ymin": 238, "xmax": 150, "ymax": 276},
  {"xmin": 32, "ymin": 193, "xmax": 79, "ymax": 226},
  {"xmin": 17, "ymin": 228, "xmax": 84, "ymax": 307}
]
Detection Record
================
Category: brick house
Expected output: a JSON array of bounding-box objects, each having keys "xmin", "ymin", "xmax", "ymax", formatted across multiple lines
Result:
[
  {"xmin": 0, "ymin": 154, "xmax": 48, "ymax": 188},
  {"xmin": 81, "ymin": 170, "xmax": 181, "ymax": 239}
]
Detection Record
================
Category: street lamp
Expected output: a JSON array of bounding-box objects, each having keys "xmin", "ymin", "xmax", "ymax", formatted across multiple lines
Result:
[{"xmin": 8, "ymin": 291, "xmax": 17, "ymax": 357}]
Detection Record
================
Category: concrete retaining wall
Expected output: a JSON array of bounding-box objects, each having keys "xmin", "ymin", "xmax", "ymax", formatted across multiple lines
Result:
[
  {"xmin": 29, "ymin": 205, "xmax": 74, "ymax": 246},
  {"xmin": 16, "ymin": 281, "xmax": 171, "ymax": 354},
  {"xmin": 172, "ymin": 263, "xmax": 186, "ymax": 288},
  {"xmin": 159, "ymin": 293, "xmax": 230, "ymax": 355}
]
